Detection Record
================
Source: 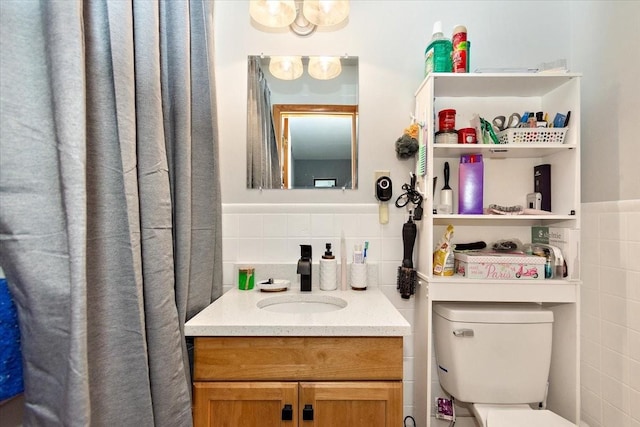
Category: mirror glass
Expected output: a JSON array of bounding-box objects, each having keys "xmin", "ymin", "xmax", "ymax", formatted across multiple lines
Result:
[{"xmin": 246, "ymin": 55, "xmax": 358, "ymax": 189}]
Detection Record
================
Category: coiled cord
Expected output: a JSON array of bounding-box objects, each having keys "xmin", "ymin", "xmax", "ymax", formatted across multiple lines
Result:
[{"xmin": 395, "ymin": 176, "xmax": 423, "ymax": 220}]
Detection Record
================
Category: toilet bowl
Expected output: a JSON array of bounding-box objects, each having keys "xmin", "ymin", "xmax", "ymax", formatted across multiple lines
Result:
[
  {"xmin": 433, "ymin": 302, "xmax": 578, "ymax": 427},
  {"xmin": 472, "ymin": 404, "xmax": 576, "ymax": 427}
]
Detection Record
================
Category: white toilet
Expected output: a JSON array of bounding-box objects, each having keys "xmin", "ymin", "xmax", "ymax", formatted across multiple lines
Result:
[{"xmin": 433, "ymin": 302, "xmax": 577, "ymax": 427}]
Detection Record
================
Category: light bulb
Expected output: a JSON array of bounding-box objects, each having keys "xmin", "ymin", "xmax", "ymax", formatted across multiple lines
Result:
[
  {"xmin": 269, "ymin": 56, "xmax": 303, "ymax": 80},
  {"xmin": 308, "ymin": 56, "xmax": 342, "ymax": 80},
  {"xmin": 249, "ymin": 0, "xmax": 296, "ymax": 28},
  {"xmin": 303, "ymin": 0, "xmax": 349, "ymax": 27}
]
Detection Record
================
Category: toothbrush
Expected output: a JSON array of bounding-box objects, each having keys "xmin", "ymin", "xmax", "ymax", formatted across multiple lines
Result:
[{"xmin": 363, "ymin": 241, "xmax": 369, "ymax": 262}]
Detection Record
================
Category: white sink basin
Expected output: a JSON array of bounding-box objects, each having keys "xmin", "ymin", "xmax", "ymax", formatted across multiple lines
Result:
[{"xmin": 257, "ymin": 294, "xmax": 348, "ymax": 313}]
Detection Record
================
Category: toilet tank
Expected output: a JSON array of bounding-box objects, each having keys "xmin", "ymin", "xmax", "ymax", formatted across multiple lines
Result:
[{"xmin": 433, "ymin": 302, "xmax": 554, "ymax": 404}]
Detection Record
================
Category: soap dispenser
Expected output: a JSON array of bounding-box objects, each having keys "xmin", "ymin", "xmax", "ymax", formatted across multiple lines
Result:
[
  {"xmin": 319, "ymin": 243, "xmax": 337, "ymax": 291},
  {"xmin": 297, "ymin": 244, "xmax": 312, "ymax": 292}
]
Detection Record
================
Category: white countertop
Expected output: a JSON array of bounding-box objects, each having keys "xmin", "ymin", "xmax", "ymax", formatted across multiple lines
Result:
[{"xmin": 185, "ymin": 287, "xmax": 411, "ymax": 337}]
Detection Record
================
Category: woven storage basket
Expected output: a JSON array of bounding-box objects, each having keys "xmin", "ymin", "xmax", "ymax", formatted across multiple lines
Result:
[{"xmin": 497, "ymin": 127, "xmax": 568, "ymax": 144}]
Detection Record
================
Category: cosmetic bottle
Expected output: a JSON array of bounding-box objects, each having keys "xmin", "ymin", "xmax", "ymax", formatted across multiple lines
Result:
[
  {"xmin": 424, "ymin": 21, "xmax": 452, "ymax": 75},
  {"xmin": 452, "ymin": 24, "xmax": 468, "ymax": 73},
  {"xmin": 319, "ymin": 243, "xmax": 337, "ymax": 291}
]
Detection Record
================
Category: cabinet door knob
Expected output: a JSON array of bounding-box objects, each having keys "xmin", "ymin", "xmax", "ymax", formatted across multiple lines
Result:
[
  {"xmin": 281, "ymin": 404, "xmax": 293, "ymax": 421},
  {"xmin": 302, "ymin": 404, "xmax": 314, "ymax": 421}
]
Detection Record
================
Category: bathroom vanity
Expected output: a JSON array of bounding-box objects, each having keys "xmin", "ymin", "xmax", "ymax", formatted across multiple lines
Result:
[
  {"xmin": 185, "ymin": 288, "xmax": 411, "ymax": 427},
  {"xmin": 412, "ymin": 73, "xmax": 582, "ymax": 426}
]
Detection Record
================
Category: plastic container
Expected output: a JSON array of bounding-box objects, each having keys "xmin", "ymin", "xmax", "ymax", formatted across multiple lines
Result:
[
  {"xmin": 452, "ymin": 25, "xmax": 468, "ymax": 73},
  {"xmin": 238, "ymin": 267, "xmax": 255, "ymax": 290},
  {"xmin": 424, "ymin": 21, "xmax": 452, "ymax": 75},
  {"xmin": 438, "ymin": 109, "xmax": 456, "ymax": 131},
  {"xmin": 458, "ymin": 127, "xmax": 477, "ymax": 144},
  {"xmin": 435, "ymin": 130, "xmax": 458, "ymax": 144},
  {"xmin": 458, "ymin": 154, "xmax": 483, "ymax": 214},
  {"xmin": 496, "ymin": 127, "xmax": 568, "ymax": 144}
]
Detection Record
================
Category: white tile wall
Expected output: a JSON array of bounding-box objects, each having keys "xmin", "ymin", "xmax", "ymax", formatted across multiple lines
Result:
[{"xmin": 581, "ymin": 200, "xmax": 640, "ymax": 427}]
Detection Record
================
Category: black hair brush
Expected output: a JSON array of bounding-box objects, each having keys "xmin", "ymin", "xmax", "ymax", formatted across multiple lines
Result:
[{"xmin": 397, "ymin": 214, "xmax": 417, "ymax": 299}]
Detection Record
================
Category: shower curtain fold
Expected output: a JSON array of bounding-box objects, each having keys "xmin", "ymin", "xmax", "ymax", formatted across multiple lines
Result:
[
  {"xmin": 247, "ymin": 57, "xmax": 282, "ymax": 189},
  {"xmin": 0, "ymin": 1, "xmax": 221, "ymax": 425}
]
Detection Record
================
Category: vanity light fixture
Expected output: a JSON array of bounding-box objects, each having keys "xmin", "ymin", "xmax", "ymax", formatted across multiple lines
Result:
[
  {"xmin": 269, "ymin": 56, "xmax": 304, "ymax": 80},
  {"xmin": 249, "ymin": 0, "xmax": 349, "ymax": 37}
]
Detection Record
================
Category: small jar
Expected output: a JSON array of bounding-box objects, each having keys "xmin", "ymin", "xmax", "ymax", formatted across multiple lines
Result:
[
  {"xmin": 438, "ymin": 109, "xmax": 456, "ymax": 131},
  {"xmin": 238, "ymin": 267, "xmax": 255, "ymax": 290},
  {"xmin": 458, "ymin": 127, "xmax": 477, "ymax": 144}
]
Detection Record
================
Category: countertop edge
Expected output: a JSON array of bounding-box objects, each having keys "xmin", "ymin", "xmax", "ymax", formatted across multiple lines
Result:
[{"xmin": 185, "ymin": 325, "xmax": 411, "ymax": 337}]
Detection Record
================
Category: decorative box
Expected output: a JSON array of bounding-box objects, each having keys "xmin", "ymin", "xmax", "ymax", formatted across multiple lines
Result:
[{"xmin": 454, "ymin": 252, "xmax": 546, "ymax": 280}]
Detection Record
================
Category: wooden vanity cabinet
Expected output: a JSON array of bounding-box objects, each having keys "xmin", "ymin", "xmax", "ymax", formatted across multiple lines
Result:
[{"xmin": 192, "ymin": 336, "xmax": 403, "ymax": 427}]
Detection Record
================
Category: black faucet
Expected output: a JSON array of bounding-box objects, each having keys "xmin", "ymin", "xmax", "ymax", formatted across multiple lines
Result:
[{"xmin": 297, "ymin": 244, "xmax": 312, "ymax": 292}]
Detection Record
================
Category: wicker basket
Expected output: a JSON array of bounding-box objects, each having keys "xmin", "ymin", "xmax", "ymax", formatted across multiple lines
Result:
[{"xmin": 497, "ymin": 127, "xmax": 568, "ymax": 144}]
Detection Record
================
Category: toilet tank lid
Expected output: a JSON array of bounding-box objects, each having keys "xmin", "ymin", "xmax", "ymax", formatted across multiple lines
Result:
[{"xmin": 433, "ymin": 302, "xmax": 554, "ymax": 324}]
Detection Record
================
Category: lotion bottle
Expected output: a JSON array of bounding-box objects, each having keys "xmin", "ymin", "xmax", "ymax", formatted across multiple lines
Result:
[{"xmin": 319, "ymin": 243, "xmax": 337, "ymax": 291}]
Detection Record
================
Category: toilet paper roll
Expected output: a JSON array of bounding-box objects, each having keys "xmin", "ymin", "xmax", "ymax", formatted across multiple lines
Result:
[
  {"xmin": 319, "ymin": 258, "xmax": 338, "ymax": 291},
  {"xmin": 350, "ymin": 263, "xmax": 367, "ymax": 290}
]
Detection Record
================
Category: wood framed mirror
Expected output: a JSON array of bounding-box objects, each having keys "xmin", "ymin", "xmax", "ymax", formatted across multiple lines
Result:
[{"xmin": 273, "ymin": 104, "xmax": 357, "ymax": 189}]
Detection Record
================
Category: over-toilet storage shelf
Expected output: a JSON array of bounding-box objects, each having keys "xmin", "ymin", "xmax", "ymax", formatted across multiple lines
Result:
[
  {"xmin": 419, "ymin": 274, "xmax": 579, "ymax": 302},
  {"xmin": 412, "ymin": 73, "xmax": 581, "ymax": 427}
]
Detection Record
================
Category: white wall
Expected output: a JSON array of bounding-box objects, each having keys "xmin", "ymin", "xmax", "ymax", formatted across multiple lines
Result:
[
  {"xmin": 569, "ymin": 3, "xmax": 640, "ymax": 427},
  {"xmin": 569, "ymin": 1, "xmax": 640, "ymax": 203}
]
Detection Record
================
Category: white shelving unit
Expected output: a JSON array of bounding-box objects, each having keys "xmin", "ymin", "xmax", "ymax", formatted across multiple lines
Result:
[{"xmin": 412, "ymin": 73, "xmax": 582, "ymax": 427}]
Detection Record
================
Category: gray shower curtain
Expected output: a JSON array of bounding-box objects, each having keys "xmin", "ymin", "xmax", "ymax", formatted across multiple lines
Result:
[
  {"xmin": 0, "ymin": 0, "xmax": 222, "ymax": 425},
  {"xmin": 247, "ymin": 57, "xmax": 282, "ymax": 189}
]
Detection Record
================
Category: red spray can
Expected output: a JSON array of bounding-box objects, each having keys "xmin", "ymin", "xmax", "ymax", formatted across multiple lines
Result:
[{"xmin": 452, "ymin": 25, "xmax": 468, "ymax": 73}]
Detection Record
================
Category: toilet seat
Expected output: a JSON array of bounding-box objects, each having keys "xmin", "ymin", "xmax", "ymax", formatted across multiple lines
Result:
[{"xmin": 487, "ymin": 408, "xmax": 576, "ymax": 427}]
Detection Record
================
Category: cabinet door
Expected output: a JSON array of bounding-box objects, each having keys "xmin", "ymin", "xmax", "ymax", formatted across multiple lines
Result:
[
  {"xmin": 193, "ymin": 382, "xmax": 298, "ymax": 427},
  {"xmin": 299, "ymin": 382, "xmax": 402, "ymax": 427}
]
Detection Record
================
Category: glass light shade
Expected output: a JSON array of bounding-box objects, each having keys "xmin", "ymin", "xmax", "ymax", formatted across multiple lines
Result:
[
  {"xmin": 249, "ymin": 0, "xmax": 296, "ymax": 28},
  {"xmin": 302, "ymin": 0, "xmax": 350, "ymax": 26},
  {"xmin": 269, "ymin": 56, "xmax": 304, "ymax": 80},
  {"xmin": 308, "ymin": 56, "xmax": 342, "ymax": 80}
]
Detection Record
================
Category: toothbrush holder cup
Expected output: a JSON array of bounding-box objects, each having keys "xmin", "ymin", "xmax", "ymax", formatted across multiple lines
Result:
[{"xmin": 350, "ymin": 263, "xmax": 367, "ymax": 290}]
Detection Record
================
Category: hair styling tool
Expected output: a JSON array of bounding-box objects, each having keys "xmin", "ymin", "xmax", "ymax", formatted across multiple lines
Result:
[{"xmin": 397, "ymin": 215, "xmax": 418, "ymax": 299}]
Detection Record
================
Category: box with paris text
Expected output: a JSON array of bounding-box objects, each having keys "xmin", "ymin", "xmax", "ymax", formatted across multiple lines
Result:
[{"xmin": 454, "ymin": 252, "xmax": 546, "ymax": 280}]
